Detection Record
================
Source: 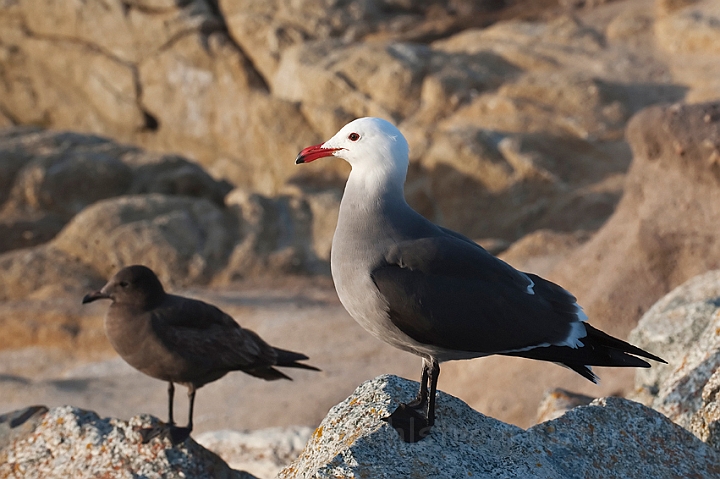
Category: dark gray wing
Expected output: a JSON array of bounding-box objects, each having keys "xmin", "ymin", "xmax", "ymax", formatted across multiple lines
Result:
[
  {"xmin": 150, "ymin": 295, "xmax": 279, "ymax": 372},
  {"xmin": 371, "ymin": 235, "xmax": 582, "ymax": 354}
]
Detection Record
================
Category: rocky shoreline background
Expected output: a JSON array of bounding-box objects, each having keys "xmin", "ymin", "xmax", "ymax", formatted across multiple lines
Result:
[{"xmin": 1, "ymin": 0, "xmax": 720, "ymax": 477}]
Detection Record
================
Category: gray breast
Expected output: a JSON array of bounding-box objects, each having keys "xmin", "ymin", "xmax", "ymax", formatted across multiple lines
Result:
[{"xmin": 330, "ymin": 224, "xmax": 445, "ymax": 359}]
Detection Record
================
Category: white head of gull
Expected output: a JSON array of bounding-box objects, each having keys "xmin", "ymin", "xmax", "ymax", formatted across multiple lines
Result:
[{"xmin": 296, "ymin": 117, "xmax": 665, "ymax": 442}]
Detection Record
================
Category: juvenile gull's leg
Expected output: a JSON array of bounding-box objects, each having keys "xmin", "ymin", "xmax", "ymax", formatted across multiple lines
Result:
[
  {"xmin": 168, "ymin": 385, "xmax": 195, "ymax": 445},
  {"xmin": 140, "ymin": 382, "xmax": 177, "ymax": 444},
  {"xmin": 167, "ymin": 382, "xmax": 175, "ymax": 425}
]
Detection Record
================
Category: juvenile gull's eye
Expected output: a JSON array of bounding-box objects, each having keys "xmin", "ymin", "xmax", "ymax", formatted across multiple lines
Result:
[
  {"xmin": 348, "ymin": 132, "xmax": 360, "ymax": 141},
  {"xmin": 119, "ymin": 281, "xmax": 129, "ymax": 288}
]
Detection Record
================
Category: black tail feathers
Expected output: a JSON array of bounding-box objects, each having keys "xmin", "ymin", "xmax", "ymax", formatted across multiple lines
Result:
[
  {"xmin": 243, "ymin": 347, "xmax": 320, "ymax": 381},
  {"xmin": 583, "ymin": 325, "xmax": 665, "ymax": 364},
  {"xmin": 274, "ymin": 347, "xmax": 321, "ymax": 373},
  {"xmin": 503, "ymin": 324, "xmax": 665, "ymax": 383}
]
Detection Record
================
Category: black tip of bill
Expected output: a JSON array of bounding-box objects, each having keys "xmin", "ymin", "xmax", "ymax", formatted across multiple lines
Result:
[
  {"xmin": 82, "ymin": 291, "xmax": 109, "ymax": 304},
  {"xmin": 295, "ymin": 155, "xmax": 306, "ymax": 165}
]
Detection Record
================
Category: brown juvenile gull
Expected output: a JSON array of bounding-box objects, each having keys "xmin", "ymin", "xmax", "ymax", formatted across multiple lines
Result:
[
  {"xmin": 82, "ymin": 265, "xmax": 319, "ymax": 444},
  {"xmin": 295, "ymin": 117, "xmax": 665, "ymax": 442}
]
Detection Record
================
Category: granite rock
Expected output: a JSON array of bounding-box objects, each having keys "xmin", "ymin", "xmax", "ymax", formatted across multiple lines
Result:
[
  {"xmin": 219, "ymin": 189, "xmax": 323, "ymax": 280},
  {"xmin": 550, "ymin": 102, "xmax": 720, "ymax": 338},
  {"xmin": 1, "ymin": 0, "xmax": 701, "ymax": 231},
  {"xmin": 0, "ymin": 244, "xmax": 103, "ymax": 302},
  {"xmin": 654, "ymin": 0, "xmax": 720, "ymax": 103},
  {"xmin": 0, "ymin": 405, "xmax": 256, "ymax": 479},
  {"xmin": 0, "ymin": 192, "xmax": 238, "ymax": 299},
  {"xmin": 655, "ymin": 0, "xmax": 720, "ymax": 54},
  {"xmin": 0, "ymin": 405, "xmax": 48, "ymax": 452},
  {"xmin": 219, "ymin": 0, "xmax": 504, "ymax": 83},
  {"xmin": 0, "ymin": 128, "xmax": 233, "ymax": 254},
  {"xmin": 629, "ymin": 269, "xmax": 720, "ymax": 450},
  {"xmin": 2, "ymin": 0, "xmax": 720, "ymax": 435},
  {"xmin": 279, "ymin": 375, "xmax": 720, "ymax": 479},
  {"xmin": 52, "ymin": 193, "xmax": 238, "ymax": 288},
  {"xmin": 691, "ymin": 369, "xmax": 720, "ymax": 451}
]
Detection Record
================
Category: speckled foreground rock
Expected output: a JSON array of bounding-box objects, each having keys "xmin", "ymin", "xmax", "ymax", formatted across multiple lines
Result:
[
  {"xmin": 0, "ymin": 405, "xmax": 257, "ymax": 479},
  {"xmin": 279, "ymin": 375, "xmax": 720, "ymax": 479},
  {"xmin": 692, "ymin": 369, "xmax": 720, "ymax": 450},
  {"xmin": 629, "ymin": 269, "xmax": 720, "ymax": 450}
]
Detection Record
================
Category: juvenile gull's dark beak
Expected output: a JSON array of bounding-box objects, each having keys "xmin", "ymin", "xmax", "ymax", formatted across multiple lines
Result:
[{"xmin": 82, "ymin": 290, "xmax": 110, "ymax": 304}]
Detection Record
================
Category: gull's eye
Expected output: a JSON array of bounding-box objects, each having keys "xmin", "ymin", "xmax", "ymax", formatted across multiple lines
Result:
[
  {"xmin": 119, "ymin": 281, "xmax": 129, "ymax": 288},
  {"xmin": 348, "ymin": 132, "xmax": 360, "ymax": 142}
]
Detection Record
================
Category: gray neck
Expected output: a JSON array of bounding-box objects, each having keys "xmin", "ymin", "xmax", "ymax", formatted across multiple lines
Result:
[
  {"xmin": 338, "ymin": 165, "xmax": 407, "ymax": 234},
  {"xmin": 332, "ymin": 162, "xmax": 439, "ymax": 268}
]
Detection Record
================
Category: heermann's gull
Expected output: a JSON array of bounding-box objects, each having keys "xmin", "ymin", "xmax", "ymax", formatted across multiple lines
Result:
[
  {"xmin": 296, "ymin": 117, "xmax": 665, "ymax": 442},
  {"xmin": 82, "ymin": 265, "xmax": 319, "ymax": 444}
]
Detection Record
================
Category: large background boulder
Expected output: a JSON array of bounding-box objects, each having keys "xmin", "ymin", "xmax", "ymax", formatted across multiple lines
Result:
[
  {"xmin": 0, "ymin": 0, "xmax": 320, "ymax": 195},
  {"xmin": 0, "ymin": 129, "xmax": 232, "ymax": 254},
  {"xmin": 0, "ymin": 0, "xmax": 697, "ymax": 236},
  {"xmin": 52, "ymin": 194, "xmax": 238, "ymax": 287},
  {"xmin": 550, "ymin": 101, "xmax": 720, "ymax": 337}
]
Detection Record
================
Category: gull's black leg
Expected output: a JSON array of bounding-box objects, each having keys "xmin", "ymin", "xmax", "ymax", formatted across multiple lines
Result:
[
  {"xmin": 140, "ymin": 382, "xmax": 176, "ymax": 444},
  {"xmin": 426, "ymin": 360, "xmax": 440, "ymax": 427},
  {"xmin": 383, "ymin": 357, "xmax": 435, "ymax": 443},
  {"xmin": 168, "ymin": 385, "xmax": 195, "ymax": 445},
  {"xmin": 167, "ymin": 382, "xmax": 175, "ymax": 425},
  {"xmin": 186, "ymin": 385, "xmax": 196, "ymax": 432},
  {"xmin": 407, "ymin": 361, "xmax": 429, "ymax": 408}
]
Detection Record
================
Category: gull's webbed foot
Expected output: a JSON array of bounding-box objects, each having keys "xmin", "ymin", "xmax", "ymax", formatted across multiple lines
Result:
[
  {"xmin": 138, "ymin": 424, "xmax": 166, "ymax": 444},
  {"xmin": 138, "ymin": 424, "xmax": 191, "ymax": 446},
  {"xmin": 167, "ymin": 426, "xmax": 192, "ymax": 445},
  {"xmin": 382, "ymin": 402, "xmax": 432, "ymax": 443}
]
